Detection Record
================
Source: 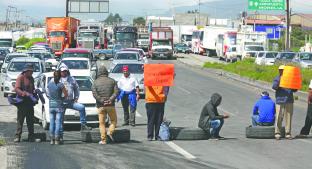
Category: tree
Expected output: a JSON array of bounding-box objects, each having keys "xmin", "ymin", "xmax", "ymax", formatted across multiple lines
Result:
[
  {"xmin": 104, "ymin": 13, "xmax": 123, "ymax": 25},
  {"xmin": 133, "ymin": 17, "xmax": 146, "ymax": 26},
  {"xmin": 16, "ymin": 36, "xmax": 30, "ymax": 46}
]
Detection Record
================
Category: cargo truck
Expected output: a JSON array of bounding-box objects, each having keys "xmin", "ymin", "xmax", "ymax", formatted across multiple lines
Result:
[
  {"xmin": 149, "ymin": 27, "xmax": 173, "ymax": 60},
  {"xmin": 137, "ymin": 27, "xmax": 149, "ymax": 52},
  {"xmin": 46, "ymin": 17, "xmax": 80, "ymax": 56},
  {"xmin": 113, "ymin": 26, "xmax": 138, "ymax": 48}
]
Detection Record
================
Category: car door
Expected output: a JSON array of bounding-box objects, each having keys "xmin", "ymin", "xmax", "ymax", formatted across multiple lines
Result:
[{"xmin": 34, "ymin": 74, "xmax": 45, "ymax": 120}]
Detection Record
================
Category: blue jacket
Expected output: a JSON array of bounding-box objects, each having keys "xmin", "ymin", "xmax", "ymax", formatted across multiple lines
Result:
[
  {"xmin": 272, "ymin": 75, "xmax": 295, "ymax": 104},
  {"xmin": 253, "ymin": 96, "xmax": 276, "ymax": 123},
  {"xmin": 117, "ymin": 89, "xmax": 137, "ymax": 108}
]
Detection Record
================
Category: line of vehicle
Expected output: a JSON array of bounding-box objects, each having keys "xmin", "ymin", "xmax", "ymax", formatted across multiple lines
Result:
[{"xmin": 165, "ymin": 141, "xmax": 196, "ymax": 160}]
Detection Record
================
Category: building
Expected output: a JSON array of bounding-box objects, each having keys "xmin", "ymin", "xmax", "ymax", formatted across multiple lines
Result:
[{"xmin": 174, "ymin": 13, "xmax": 209, "ymax": 26}]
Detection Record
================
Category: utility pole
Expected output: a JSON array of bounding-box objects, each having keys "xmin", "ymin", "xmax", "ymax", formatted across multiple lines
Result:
[
  {"xmin": 198, "ymin": 0, "xmax": 200, "ymax": 25},
  {"xmin": 285, "ymin": 0, "xmax": 290, "ymax": 51},
  {"xmin": 66, "ymin": 0, "xmax": 69, "ymax": 17}
]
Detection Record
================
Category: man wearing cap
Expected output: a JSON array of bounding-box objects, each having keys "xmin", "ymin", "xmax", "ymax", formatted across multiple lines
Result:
[
  {"xmin": 117, "ymin": 65, "xmax": 140, "ymax": 126},
  {"xmin": 297, "ymin": 80, "xmax": 312, "ymax": 138},
  {"xmin": 272, "ymin": 65, "xmax": 297, "ymax": 140},
  {"xmin": 251, "ymin": 91, "xmax": 275, "ymax": 126},
  {"xmin": 58, "ymin": 63, "xmax": 91, "ymax": 136},
  {"xmin": 14, "ymin": 64, "xmax": 36, "ymax": 142}
]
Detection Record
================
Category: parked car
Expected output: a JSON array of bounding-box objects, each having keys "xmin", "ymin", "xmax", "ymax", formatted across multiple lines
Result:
[
  {"xmin": 108, "ymin": 61, "xmax": 145, "ymax": 95},
  {"xmin": 224, "ymin": 45, "xmax": 238, "ymax": 62},
  {"xmin": 57, "ymin": 57, "xmax": 97, "ymax": 79},
  {"xmin": 2, "ymin": 57, "xmax": 45, "ymax": 97},
  {"xmin": 174, "ymin": 43, "xmax": 191, "ymax": 54},
  {"xmin": 255, "ymin": 51, "xmax": 278, "ymax": 65},
  {"xmin": 61, "ymin": 48, "xmax": 95, "ymax": 62},
  {"xmin": 293, "ymin": 52, "xmax": 312, "ymax": 68},
  {"xmin": 34, "ymin": 71, "xmax": 98, "ymax": 130},
  {"xmin": 275, "ymin": 52, "xmax": 297, "ymax": 65}
]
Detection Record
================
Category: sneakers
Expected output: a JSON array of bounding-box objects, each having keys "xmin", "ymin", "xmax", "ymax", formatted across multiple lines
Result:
[
  {"xmin": 14, "ymin": 137, "xmax": 20, "ymax": 143},
  {"xmin": 296, "ymin": 134, "xmax": 308, "ymax": 139},
  {"xmin": 81, "ymin": 124, "xmax": 92, "ymax": 131},
  {"xmin": 50, "ymin": 139, "xmax": 55, "ymax": 145},
  {"xmin": 147, "ymin": 137, "xmax": 153, "ymax": 141},
  {"xmin": 216, "ymin": 136, "xmax": 225, "ymax": 140},
  {"xmin": 285, "ymin": 135, "xmax": 293, "ymax": 140},
  {"xmin": 99, "ymin": 140, "xmax": 107, "ymax": 145},
  {"xmin": 107, "ymin": 133, "xmax": 114, "ymax": 142},
  {"xmin": 55, "ymin": 140, "xmax": 60, "ymax": 145},
  {"xmin": 275, "ymin": 134, "xmax": 281, "ymax": 140}
]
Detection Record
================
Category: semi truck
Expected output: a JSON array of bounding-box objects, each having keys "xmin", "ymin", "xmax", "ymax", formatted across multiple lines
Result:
[
  {"xmin": 0, "ymin": 31, "xmax": 14, "ymax": 52},
  {"xmin": 149, "ymin": 27, "xmax": 173, "ymax": 60},
  {"xmin": 46, "ymin": 17, "xmax": 80, "ymax": 56},
  {"xmin": 113, "ymin": 26, "xmax": 138, "ymax": 48},
  {"xmin": 77, "ymin": 20, "xmax": 109, "ymax": 49},
  {"xmin": 137, "ymin": 27, "xmax": 149, "ymax": 52}
]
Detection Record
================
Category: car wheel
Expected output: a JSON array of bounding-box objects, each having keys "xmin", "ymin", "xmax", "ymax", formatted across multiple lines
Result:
[
  {"xmin": 42, "ymin": 109, "xmax": 49, "ymax": 130},
  {"xmin": 246, "ymin": 126, "xmax": 285, "ymax": 139},
  {"xmin": 81, "ymin": 128, "xmax": 130, "ymax": 143},
  {"xmin": 170, "ymin": 127, "xmax": 210, "ymax": 140},
  {"xmin": 3, "ymin": 93, "xmax": 8, "ymax": 97}
]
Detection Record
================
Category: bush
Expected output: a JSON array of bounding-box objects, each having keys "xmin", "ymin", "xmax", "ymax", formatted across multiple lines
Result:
[
  {"xmin": 16, "ymin": 36, "xmax": 30, "ymax": 46},
  {"xmin": 204, "ymin": 60, "xmax": 311, "ymax": 91},
  {"xmin": 25, "ymin": 38, "xmax": 46, "ymax": 49},
  {"xmin": 0, "ymin": 138, "xmax": 5, "ymax": 146}
]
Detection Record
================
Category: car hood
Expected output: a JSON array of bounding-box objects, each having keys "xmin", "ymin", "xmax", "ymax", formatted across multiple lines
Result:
[
  {"xmin": 78, "ymin": 91, "xmax": 96, "ymax": 104},
  {"xmin": 300, "ymin": 60, "xmax": 312, "ymax": 65},
  {"xmin": 6, "ymin": 72, "xmax": 41, "ymax": 80},
  {"xmin": 153, "ymin": 45, "xmax": 172, "ymax": 50},
  {"xmin": 109, "ymin": 73, "xmax": 143, "ymax": 82}
]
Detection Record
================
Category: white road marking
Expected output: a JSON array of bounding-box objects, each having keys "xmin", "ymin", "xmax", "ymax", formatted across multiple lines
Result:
[
  {"xmin": 136, "ymin": 111, "xmax": 142, "ymax": 117},
  {"xmin": 298, "ymin": 139, "xmax": 312, "ymax": 144},
  {"xmin": 165, "ymin": 141, "xmax": 196, "ymax": 160},
  {"xmin": 177, "ymin": 86, "xmax": 192, "ymax": 94}
]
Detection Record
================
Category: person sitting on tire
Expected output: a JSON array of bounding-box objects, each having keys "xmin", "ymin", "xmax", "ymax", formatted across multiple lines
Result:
[
  {"xmin": 198, "ymin": 93, "xmax": 229, "ymax": 140},
  {"xmin": 251, "ymin": 91, "xmax": 275, "ymax": 127}
]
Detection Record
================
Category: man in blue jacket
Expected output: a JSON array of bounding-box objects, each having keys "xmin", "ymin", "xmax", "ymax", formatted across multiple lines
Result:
[
  {"xmin": 272, "ymin": 65, "xmax": 297, "ymax": 140},
  {"xmin": 252, "ymin": 91, "xmax": 275, "ymax": 126}
]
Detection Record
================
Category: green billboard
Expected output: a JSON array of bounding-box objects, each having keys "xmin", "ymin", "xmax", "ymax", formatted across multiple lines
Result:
[{"xmin": 248, "ymin": 0, "xmax": 285, "ymax": 11}]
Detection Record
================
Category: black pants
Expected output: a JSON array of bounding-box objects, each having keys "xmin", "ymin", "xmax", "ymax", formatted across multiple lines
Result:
[
  {"xmin": 15, "ymin": 103, "xmax": 34, "ymax": 138},
  {"xmin": 300, "ymin": 103, "xmax": 312, "ymax": 135},
  {"xmin": 121, "ymin": 94, "xmax": 136, "ymax": 125},
  {"xmin": 146, "ymin": 103, "xmax": 165, "ymax": 139}
]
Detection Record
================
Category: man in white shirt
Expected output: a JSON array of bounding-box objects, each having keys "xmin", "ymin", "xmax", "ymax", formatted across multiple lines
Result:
[{"xmin": 117, "ymin": 65, "xmax": 140, "ymax": 126}]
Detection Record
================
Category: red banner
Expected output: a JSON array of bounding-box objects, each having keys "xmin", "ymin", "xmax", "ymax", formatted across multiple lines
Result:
[{"xmin": 144, "ymin": 64, "xmax": 174, "ymax": 86}]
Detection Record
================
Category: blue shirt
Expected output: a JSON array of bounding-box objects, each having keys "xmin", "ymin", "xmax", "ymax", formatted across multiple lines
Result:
[
  {"xmin": 47, "ymin": 80, "xmax": 64, "ymax": 108},
  {"xmin": 253, "ymin": 96, "xmax": 276, "ymax": 123}
]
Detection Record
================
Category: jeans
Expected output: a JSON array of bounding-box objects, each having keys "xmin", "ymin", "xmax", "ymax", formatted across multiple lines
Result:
[
  {"xmin": 60, "ymin": 102, "xmax": 87, "ymax": 136},
  {"xmin": 209, "ymin": 119, "xmax": 224, "ymax": 137},
  {"xmin": 252, "ymin": 115, "xmax": 274, "ymax": 126},
  {"xmin": 49, "ymin": 108, "xmax": 63, "ymax": 139},
  {"xmin": 146, "ymin": 103, "xmax": 165, "ymax": 139},
  {"xmin": 98, "ymin": 106, "xmax": 117, "ymax": 142}
]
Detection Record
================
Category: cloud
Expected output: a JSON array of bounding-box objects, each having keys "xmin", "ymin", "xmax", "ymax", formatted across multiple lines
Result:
[{"xmin": 0, "ymin": 0, "xmax": 65, "ymax": 8}]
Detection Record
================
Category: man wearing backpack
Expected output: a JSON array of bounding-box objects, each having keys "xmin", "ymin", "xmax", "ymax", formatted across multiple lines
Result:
[{"xmin": 14, "ymin": 64, "xmax": 36, "ymax": 142}]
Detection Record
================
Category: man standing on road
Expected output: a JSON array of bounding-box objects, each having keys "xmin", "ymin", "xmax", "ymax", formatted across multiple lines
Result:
[
  {"xmin": 14, "ymin": 64, "xmax": 36, "ymax": 142},
  {"xmin": 251, "ymin": 91, "xmax": 275, "ymax": 126},
  {"xmin": 297, "ymin": 80, "xmax": 312, "ymax": 138},
  {"xmin": 92, "ymin": 66, "xmax": 119, "ymax": 145},
  {"xmin": 145, "ymin": 86, "xmax": 169, "ymax": 141},
  {"xmin": 272, "ymin": 65, "xmax": 297, "ymax": 140},
  {"xmin": 58, "ymin": 64, "xmax": 91, "ymax": 137},
  {"xmin": 117, "ymin": 65, "xmax": 140, "ymax": 127},
  {"xmin": 198, "ymin": 93, "xmax": 229, "ymax": 140}
]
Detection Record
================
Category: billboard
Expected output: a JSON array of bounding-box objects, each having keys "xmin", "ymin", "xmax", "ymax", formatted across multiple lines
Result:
[{"xmin": 68, "ymin": 0, "xmax": 109, "ymax": 13}]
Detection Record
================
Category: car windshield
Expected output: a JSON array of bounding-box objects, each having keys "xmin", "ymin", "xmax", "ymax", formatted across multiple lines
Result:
[
  {"xmin": 245, "ymin": 46, "xmax": 264, "ymax": 51},
  {"xmin": 62, "ymin": 52, "xmax": 90, "ymax": 59},
  {"xmin": 49, "ymin": 31, "xmax": 65, "ymax": 37},
  {"xmin": 28, "ymin": 53, "xmax": 43, "ymax": 60},
  {"xmin": 79, "ymin": 32, "xmax": 99, "ymax": 37},
  {"xmin": 115, "ymin": 53, "xmax": 138, "ymax": 60},
  {"xmin": 279, "ymin": 53, "xmax": 296, "ymax": 59},
  {"xmin": 116, "ymin": 33, "xmax": 136, "ymax": 40},
  {"xmin": 112, "ymin": 64, "xmax": 143, "ymax": 74},
  {"xmin": 176, "ymin": 43, "xmax": 187, "ymax": 47},
  {"xmin": 153, "ymin": 40, "xmax": 172, "ymax": 46},
  {"xmin": 265, "ymin": 53, "xmax": 276, "ymax": 58},
  {"xmin": 61, "ymin": 60, "xmax": 89, "ymax": 69},
  {"xmin": 300, "ymin": 53, "xmax": 312, "ymax": 60},
  {"xmin": 8, "ymin": 62, "xmax": 40, "ymax": 72},
  {"xmin": 114, "ymin": 45, "xmax": 123, "ymax": 50},
  {"xmin": 5, "ymin": 55, "xmax": 28, "ymax": 63},
  {"xmin": 74, "ymin": 76, "xmax": 93, "ymax": 91}
]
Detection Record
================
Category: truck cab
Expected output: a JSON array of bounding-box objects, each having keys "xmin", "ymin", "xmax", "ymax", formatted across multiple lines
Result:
[
  {"xmin": 113, "ymin": 26, "xmax": 138, "ymax": 48},
  {"xmin": 149, "ymin": 27, "xmax": 173, "ymax": 60},
  {"xmin": 0, "ymin": 31, "xmax": 14, "ymax": 53}
]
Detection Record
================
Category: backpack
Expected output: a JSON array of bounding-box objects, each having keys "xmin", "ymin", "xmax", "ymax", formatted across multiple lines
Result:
[{"xmin": 158, "ymin": 120, "xmax": 171, "ymax": 141}]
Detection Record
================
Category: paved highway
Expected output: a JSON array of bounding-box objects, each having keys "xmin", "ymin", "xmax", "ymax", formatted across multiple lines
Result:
[{"xmin": 0, "ymin": 58, "xmax": 311, "ymax": 169}]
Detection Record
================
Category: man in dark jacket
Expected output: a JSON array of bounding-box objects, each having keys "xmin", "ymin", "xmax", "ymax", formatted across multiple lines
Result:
[
  {"xmin": 272, "ymin": 65, "xmax": 297, "ymax": 140},
  {"xmin": 251, "ymin": 91, "xmax": 275, "ymax": 126},
  {"xmin": 92, "ymin": 66, "xmax": 119, "ymax": 145},
  {"xmin": 198, "ymin": 93, "xmax": 229, "ymax": 140}
]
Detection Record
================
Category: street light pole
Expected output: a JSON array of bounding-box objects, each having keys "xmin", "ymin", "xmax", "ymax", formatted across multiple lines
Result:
[
  {"xmin": 66, "ymin": 0, "xmax": 69, "ymax": 17},
  {"xmin": 285, "ymin": 0, "xmax": 290, "ymax": 51}
]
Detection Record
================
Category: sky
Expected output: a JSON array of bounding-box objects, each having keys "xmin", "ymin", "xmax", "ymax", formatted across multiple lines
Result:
[{"xmin": 0, "ymin": 0, "xmax": 311, "ymax": 22}]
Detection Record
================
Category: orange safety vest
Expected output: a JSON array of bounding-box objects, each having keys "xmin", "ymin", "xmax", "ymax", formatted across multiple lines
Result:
[{"xmin": 145, "ymin": 86, "xmax": 166, "ymax": 103}]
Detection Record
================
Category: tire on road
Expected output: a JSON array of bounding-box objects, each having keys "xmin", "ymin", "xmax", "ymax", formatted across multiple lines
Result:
[
  {"xmin": 170, "ymin": 127, "xmax": 210, "ymax": 140},
  {"xmin": 34, "ymin": 132, "xmax": 47, "ymax": 141},
  {"xmin": 81, "ymin": 128, "xmax": 130, "ymax": 143},
  {"xmin": 245, "ymin": 126, "xmax": 285, "ymax": 139}
]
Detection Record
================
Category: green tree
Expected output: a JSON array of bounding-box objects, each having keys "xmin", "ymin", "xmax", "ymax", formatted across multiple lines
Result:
[
  {"xmin": 105, "ymin": 13, "xmax": 123, "ymax": 25},
  {"xmin": 133, "ymin": 17, "xmax": 146, "ymax": 26},
  {"xmin": 16, "ymin": 36, "xmax": 30, "ymax": 46}
]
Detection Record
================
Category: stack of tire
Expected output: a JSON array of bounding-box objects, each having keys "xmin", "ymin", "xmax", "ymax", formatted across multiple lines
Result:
[{"xmin": 245, "ymin": 126, "xmax": 285, "ymax": 139}]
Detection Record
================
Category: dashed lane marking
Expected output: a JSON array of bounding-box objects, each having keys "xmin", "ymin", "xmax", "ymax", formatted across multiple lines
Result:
[
  {"xmin": 165, "ymin": 141, "xmax": 196, "ymax": 160},
  {"xmin": 177, "ymin": 86, "xmax": 192, "ymax": 94}
]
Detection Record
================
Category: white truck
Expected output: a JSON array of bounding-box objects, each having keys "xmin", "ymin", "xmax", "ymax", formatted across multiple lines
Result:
[
  {"xmin": 236, "ymin": 31, "xmax": 267, "ymax": 60},
  {"xmin": 0, "ymin": 31, "xmax": 14, "ymax": 52},
  {"xmin": 201, "ymin": 26, "xmax": 237, "ymax": 57},
  {"xmin": 171, "ymin": 25, "xmax": 196, "ymax": 47},
  {"xmin": 77, "ymin": 20, "xmax": 107, "ymax": 49},
  {"xmin": 137, "ymin": 27, "xmax": 149, "ymax": 52}
]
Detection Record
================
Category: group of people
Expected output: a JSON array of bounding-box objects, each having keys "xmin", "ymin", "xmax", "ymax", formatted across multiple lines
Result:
[{"xmin": 198, "ymin": 65, "xmax": 312, "ymax": 140}]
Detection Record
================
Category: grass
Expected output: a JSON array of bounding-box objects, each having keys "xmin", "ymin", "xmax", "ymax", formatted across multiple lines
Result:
[
  {"xmin": 203, "ymin": 58, "xmax": 312, "ymax": 91},
  {"xmin": 0, "ymin": 138, "xmax": 5, "ymax": 146}
]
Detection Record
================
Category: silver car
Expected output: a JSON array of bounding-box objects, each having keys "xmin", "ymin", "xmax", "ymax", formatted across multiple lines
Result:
[
  {"xmin": 2, "ymin": 57, "xmax": 45, "ymax": 97},
  {"xmin": 108, "ymin": 61, "xmax": 145, "ymax": 95},
  {"xmin": 293, "ymin": 52, "xmax": 312, "ymax": 68}
]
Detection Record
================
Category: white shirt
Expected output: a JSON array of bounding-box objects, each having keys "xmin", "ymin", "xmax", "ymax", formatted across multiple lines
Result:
[{"xmin": 118, "ymin": 75, "xmax": 139, "ymax": 92}]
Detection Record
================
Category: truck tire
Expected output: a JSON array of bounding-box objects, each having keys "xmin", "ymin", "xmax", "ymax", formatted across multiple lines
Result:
[
  {"xmin": 170, "ymin": 127, "xmax": 210, "ymax": 140},
  {"xmin": 245, "ymin": 126, "xmax": 285, "ymax": 139},
  {"xmin": 81, "ymin": 128, "xmax": 130, "ymax": 143}
]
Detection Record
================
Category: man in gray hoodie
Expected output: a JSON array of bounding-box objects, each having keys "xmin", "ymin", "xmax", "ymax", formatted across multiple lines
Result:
[{"xmin": 198, "ymin": 93, "xmax": 229, "ymax": 140}]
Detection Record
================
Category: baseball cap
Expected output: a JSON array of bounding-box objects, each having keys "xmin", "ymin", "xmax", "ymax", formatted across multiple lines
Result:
[
  {"xmin": 122, "ymin": 65, "xmax": 129, "ymax": 72},
  {"xmin": 261, "ymin": 91, "xmax": 269, "ymax": 96},
  {"xmin": 278, "ymin": 65, "xmax": 285, "ymax": 70}
]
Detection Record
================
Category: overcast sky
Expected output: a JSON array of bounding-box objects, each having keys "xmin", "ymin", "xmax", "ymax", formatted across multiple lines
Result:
[{"xmin": 0, "ymin": 0, "xmax": 310, "ymax": 22}]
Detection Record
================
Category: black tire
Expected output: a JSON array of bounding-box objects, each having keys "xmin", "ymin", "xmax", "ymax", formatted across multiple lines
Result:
[
  {"xmin": 34, "ymin": 132, "xmax": 47, "ymax": 141},
  {"xmin": 81, "ymin": 128, "xmax": 130, "ymax": 143},
  {"xmin": 170, "ymin": 127, "xmax": 210, "ymax": 140},
  {"xmin": 245, "ymin": 126, "xmax": 285, "ymax": 139}
]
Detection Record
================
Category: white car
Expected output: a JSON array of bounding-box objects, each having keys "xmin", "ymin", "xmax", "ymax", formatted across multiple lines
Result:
[
  {"xmin": 34, "ymin": 71, "xmax": 98, "ymax": 130},
  {"xmin": 255, "ymin": 51, "xmax": 277, "ymax": 66},
  {"xmin": 57, "ymin": 57, "xmax": 97, "ymax": 79}
]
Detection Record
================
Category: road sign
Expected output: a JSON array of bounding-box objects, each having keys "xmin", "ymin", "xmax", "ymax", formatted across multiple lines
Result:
[
  {"xmin": 248, "ymin": 0, "xmax": 285, "ymax": 11},
  {"xmin": 68, "ymin": 0, "xmax": 109, "ymax": 13}
]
